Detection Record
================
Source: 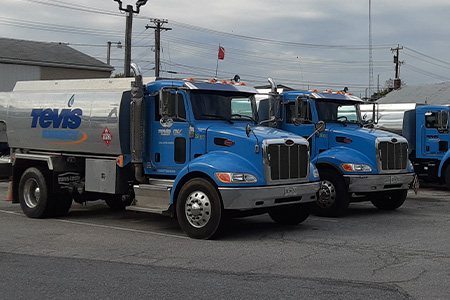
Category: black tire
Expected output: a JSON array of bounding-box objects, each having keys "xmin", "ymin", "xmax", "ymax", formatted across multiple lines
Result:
[
  {"xmin": 311, "ymin": 168, "xmax": 350, "ymax": 217},
  {"xmin": 105, "ymin": 195, "xmax": 133, "ymax": 211},
  {"xmin": 52, "ymin": 193, "xmax": 73, "ymax": 217},
  {"xmin": 444, "ymin": 165, "xmax": 450, "ymax": 190},
  {"xmin": 370, "ymin": 190, "xmax": 407, "ymax": 210},
  {"xmin": 176, "ymin": 178, "xmax": 222, "ymax": 239},
  {"xmin": 18, "ymin": 167, "xmax": 53, "ymax": 218},
  {"xmin": 269, "ymin": 203, "xmax": 310, "ymax": 225}
]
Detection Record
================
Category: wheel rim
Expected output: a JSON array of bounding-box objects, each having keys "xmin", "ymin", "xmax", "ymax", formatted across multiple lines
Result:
[
  {"xmin": 317, "ymin": 180, "xmax": 336, "ymax": 208},
  {"xmin": 23, "ymin": 178, "xmax": 40, "ymax": 209},
  {"xmin": 185, "ymin": 190, "xmax": 211, "ymax": 228}
]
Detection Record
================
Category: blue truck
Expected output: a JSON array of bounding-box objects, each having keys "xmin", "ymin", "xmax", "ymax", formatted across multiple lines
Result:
[
  {"xmin": 364, "ymin": 103, "xmax": 450, "ymax": 188},
  {"xmin": 257, "ymin": 82, "xmax": 416, "ymax": 217},
  {"xmin": 0, "ymin": 67, "xmax": 320, "ymax": 239}
]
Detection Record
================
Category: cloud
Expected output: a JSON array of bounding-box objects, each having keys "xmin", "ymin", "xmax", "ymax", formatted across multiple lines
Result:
[{"xmin": 1, "ymin": 0, "xmax": 450, "ymax": 95}]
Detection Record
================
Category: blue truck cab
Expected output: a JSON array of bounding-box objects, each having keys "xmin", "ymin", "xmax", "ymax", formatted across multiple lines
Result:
[
  {"xmin": 401, "ymin": 105, "xmax": 450, "ymax": 186},
  {"xmin": 258, "ymin": 86, "xmax": 416, "ymax": 217},
  {"xmin": 137, "ymin": 79, "xmax": 321, "ymax": 237}
]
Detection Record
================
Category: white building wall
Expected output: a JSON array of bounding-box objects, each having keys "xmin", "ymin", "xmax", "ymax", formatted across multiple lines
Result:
[{"xmin": 0, "ymin": 63, "xmax": 40, "ymax": 92}]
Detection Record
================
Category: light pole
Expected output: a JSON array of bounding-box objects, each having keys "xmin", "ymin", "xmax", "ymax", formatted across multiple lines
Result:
[
  {"xmin": 113, "ymin": 0, "xmax": 148, "ymax": 77},
  {"xmin": 107, "ymin": 41, "xmax": 122, "ymax": 65}
]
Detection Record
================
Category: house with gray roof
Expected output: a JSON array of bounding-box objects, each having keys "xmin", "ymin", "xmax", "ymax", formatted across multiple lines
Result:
[
  {"xmin": 0, "ymin": 37, "xmax": 114, "ymax": 91},
  {"xmin": 377, "ymin": 81, "xmax": 450, "ymax": 105}
]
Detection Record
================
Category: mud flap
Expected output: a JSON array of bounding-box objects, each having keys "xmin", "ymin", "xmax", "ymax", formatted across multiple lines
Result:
[{"xmin": 410, "ymin": 174, "xmax": 420, "ymax": 195}]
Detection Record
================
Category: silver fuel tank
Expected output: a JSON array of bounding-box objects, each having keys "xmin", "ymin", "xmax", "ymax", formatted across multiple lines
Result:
[{"xmin": 4, "ymin": 77, "xmax": 155, "ymax": 156}]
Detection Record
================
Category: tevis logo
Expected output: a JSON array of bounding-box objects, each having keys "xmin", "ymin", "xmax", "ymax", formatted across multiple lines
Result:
[
  {"xmin": 31, "ymin": 108, "xmax": 87, "ymax": 145},
  {"xmin": 31, "ymin": 108, "xmax": 82, "ymax": 129}
]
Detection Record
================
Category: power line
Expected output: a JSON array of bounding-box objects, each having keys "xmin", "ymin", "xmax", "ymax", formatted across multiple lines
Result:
[
  {"xmin": 403, "ymin": 64, "xmax": 450, "ymax": 81},
  {"xmin": 404, "ymin": 46, "xmax": 450, "ymax": 68},
  {"xmin": 7, "ymin": 0, "xmax": 450, "ymax": 87},
  {"xmin": 17, "ymin": 0, "xmax": 395, "ymax": 51}
]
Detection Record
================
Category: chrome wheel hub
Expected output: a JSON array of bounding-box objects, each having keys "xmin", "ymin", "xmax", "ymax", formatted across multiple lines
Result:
[
  {"xmin": 23, "ymin": 179, "xmax": 40, "ymax": 208},
  {"xmin": 317, "ymin": 180, "xmax": 336, "ymax": 208},
  {"xmin": 185, "ymin": 191, "xmax": 211, "ymax": 228}
]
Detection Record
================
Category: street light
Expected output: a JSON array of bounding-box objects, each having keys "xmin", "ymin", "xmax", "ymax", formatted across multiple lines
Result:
[
  {"xmin": 107, "ymin": 41, "xmax": 122, "ymax": 65},
  {"xmin": 113, "ymin": 0, "xmax": 148, "ymax": 77}
]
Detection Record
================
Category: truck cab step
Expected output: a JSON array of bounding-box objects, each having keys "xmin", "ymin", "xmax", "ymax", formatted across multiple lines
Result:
[{"xmin": 127, "ymin": 181, "xmax": 174, "ymax": 214}]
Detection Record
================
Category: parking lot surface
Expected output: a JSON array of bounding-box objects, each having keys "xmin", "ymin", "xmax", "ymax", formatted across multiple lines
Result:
[{"xmin": 0, "ymin": 182, "xmax": 449, "ymax": 299}]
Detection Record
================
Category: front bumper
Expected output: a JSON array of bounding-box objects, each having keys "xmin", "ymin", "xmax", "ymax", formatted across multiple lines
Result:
[
  {"xmin": 219, "ymin": 181, "xmax": 320, "ymax": 210},
  {"xmin": 346, "ymin": 173, "xmax": 415, "ymax": 193}
]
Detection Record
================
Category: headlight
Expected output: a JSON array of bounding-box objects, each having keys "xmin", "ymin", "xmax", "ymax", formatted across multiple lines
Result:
[
  {"xmin": 215, "ymin": 172, "xmax": 257, "ymax": 183},
  {"xmin": 312, "ymin": 168, "xmax": 320, "ymax": 179},
  {"xmin": 341, "ymin": 163, "xmax": 372, "ymax": 172}
]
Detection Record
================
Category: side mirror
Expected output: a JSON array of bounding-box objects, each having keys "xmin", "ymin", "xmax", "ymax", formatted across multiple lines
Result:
[
  {"xmin": 363, "ymin": 119, "xmax": 374, "ymax": 128},
  {"xmin": 159, "ymin": 89, "xmax": 176, "ymax": 118},
  {"xmin": 307, "ymin": 121, "xmax": 326, "ymax": 141},
  {"xmin": 438, "ymin": 110, "xmax": 449, "ymax": 132},
  {"xmin": 246, "ymin": 124, "xmax": 252, "ymax": 137},
  {"xmin": 292, "ymin": 97, "xmax": 311, "ymax": 126},
  {"xmin": 315, "ymin": 120, "xmax": 326, "ymax": 133}
]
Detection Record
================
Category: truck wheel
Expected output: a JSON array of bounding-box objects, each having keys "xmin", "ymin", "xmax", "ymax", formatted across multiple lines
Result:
[
  {"xmin": 176, "ymin": 178, "xmax": 222, "ymax": 239},
  {"xmin": 444, "ymin": 166, "xmax": 450, "ymax": 190},
  {"xmin": 18, "ymin": 167, "xmax": 53, "ymax": 218},
  {"xmin": 269, "ymin": 203, "xmax": 310, "ymax": 225},
  {"xmin": 312, "ymin": 169, "xmax": 349, "ymax": 217},
  {"xmin": 371, "ymin": 190, "xmax": 407, "ymax": 210}
]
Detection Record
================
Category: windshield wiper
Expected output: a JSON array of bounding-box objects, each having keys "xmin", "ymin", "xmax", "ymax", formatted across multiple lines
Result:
[
  {"xmin": 201, "ymin": 114, "xmax": 233, "ymax": 124},
  {"xmin": 231, "ymin": 114, "xmax": 257, "ymax": 124}
]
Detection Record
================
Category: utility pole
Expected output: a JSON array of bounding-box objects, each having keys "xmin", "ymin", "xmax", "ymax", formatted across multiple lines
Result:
[
  {"xmin": 146, "ymin": 19, "xmax": 171, "ymax": 77},
  {"xmin": 107, "ymin": 41, "xmax": 122, "ymax": 65},
  {"xmin": 391, "ymin": 44, "xmax": 404, "ymax": 89},
  {"xmin": 113, "ymin": 0, "xmax": 148, "ymax": 77}
]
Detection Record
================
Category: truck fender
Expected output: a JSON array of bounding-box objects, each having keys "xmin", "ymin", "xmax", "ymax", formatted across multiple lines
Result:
[
  {"xmin": 171, "ymin": 151, "xmax": 263, "ymax": 204},
  {"xmin": 312, "ymin": 147, "xmax": 376, "ymax": 174},
  {"xmin": 437, "ymin": 150, "xmax": 450, "ymax": 177}
]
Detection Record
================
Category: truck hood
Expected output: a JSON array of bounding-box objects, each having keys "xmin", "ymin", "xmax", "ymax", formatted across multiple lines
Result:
[
  {"xmin": 327, "ymin": 123, "xmax": 404, "ymax": 141},
  {"xmin": 203, "ymin": 123, "xmax": 305, "ymax": 147},
  {"xmin": 326, "ymin": 123, "xmax": 407, "ymax": 155}
]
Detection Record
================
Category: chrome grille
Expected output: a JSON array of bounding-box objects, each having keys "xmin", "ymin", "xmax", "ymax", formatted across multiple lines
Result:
[
  {"xmin": 378, "ymin": 140, "xmax": 408, "ymax": 171},
  {"xmin": 264, "ymin": 140, "xmax": 309, "ymax": 183}
]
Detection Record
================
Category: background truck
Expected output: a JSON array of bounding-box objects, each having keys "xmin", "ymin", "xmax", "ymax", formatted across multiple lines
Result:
[
  {"xmin": 361, "ymin": 103, "xmax": 450, "ymax": 189},
  {"xmin": 257, "ymin": 82, "xmax": 416, "ymax": 217},
  {"xmin": 0, "ymin": 67, "xmax": 320, "ymax": 239},
  {"xmin": 0, "ymin": 121, "xmax": 11, "ymax": 180}
]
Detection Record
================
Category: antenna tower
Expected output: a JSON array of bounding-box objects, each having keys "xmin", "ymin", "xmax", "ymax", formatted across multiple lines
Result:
[{"xmin": 368, "ymin": 0, "xmax": 374, "ymax": 98}]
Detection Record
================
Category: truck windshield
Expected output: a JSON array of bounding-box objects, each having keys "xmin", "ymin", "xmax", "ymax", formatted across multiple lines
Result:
[
  {"xmin": 190, "ymin": 90, "xmax": 256, "ymax": 123},
  {"xmin": 316, "ymin": 100, "xmax": 362, "ymax": 124}
]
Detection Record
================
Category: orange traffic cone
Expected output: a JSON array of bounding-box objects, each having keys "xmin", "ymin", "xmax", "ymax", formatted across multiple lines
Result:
[{"xmin": 5, "ymin": 181, "xmax": 12, "ymax": 201}]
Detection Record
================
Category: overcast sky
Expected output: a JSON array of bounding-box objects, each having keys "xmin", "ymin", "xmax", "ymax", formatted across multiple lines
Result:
[{"xmin": 2, "ymin": 0, "xmax": 450, "ymax": 97}]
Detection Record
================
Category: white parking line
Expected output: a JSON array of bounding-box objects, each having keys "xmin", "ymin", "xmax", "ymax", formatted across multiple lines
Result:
[{"xmin": 0, "ymin": 209, "xmax": 190, "ymax": 240}]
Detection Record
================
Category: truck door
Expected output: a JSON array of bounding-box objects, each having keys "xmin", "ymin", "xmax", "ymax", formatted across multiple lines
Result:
[
  {"xmin": 422, "ymin": 109, "xmax": 450, "ymax": 157},
  {"xmin": 150, "ymin": 91, "xmax": 191, "ymax": 175}
]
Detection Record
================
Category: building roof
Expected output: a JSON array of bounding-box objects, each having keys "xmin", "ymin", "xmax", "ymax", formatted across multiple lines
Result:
[
  {"xmin": 0, "ymin": 37, "xmax": 113, "ymax": 72},
  {"xmin": 377, "ymin": 81, "xmax": 450, "ymax": 105}
]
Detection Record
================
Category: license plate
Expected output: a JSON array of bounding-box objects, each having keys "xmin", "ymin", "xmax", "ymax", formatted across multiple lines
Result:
[
  {"xmin": 390, "ymin": 175, "xmax": 400, "ymax": 184},
  {"xmin": 284, "ymin": 186, "xmax": 298, "ymax": 196}
]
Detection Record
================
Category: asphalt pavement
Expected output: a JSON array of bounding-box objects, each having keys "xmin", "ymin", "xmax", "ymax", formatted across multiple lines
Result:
[{"xmin": 0, "ymin": 182, "xmax": 448, "ymax": 299}]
